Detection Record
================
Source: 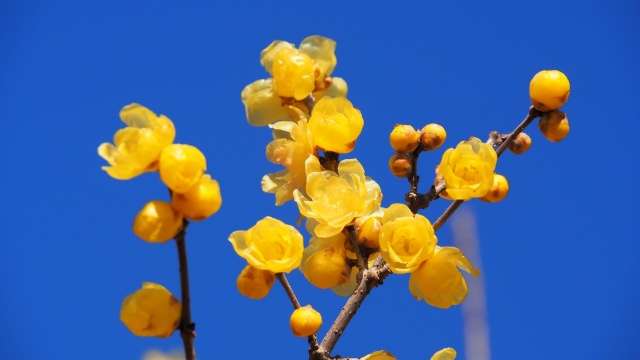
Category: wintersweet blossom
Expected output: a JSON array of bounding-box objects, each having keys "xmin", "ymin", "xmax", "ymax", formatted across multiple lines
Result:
[
  {"xmin": 438, "ymin": 137, "xmax": 497, "ymax": 200},
  {"xmin": 236, "ymin": 264, "xmax": 275, "ymax": 300},
  {"xmin": 431, "ymin": 348, "xmax": 457, "ymax": 360},
  {"xmin": 241, "ymin": 36, "xmax": 347, "ymax": 126},
  {"xmin": 409, "ymin": 246, "xmax": 479, "ymax": 309},
  {"xmin": 120, "ymin": 282, "xmax": 181, "ymax": 338},
  {"xmin": 98, "ymin": 103, "xmax": 175, "ymax": 179},
  {"xmin": 308, "ymin": 96, "xmax": 364, "ymax": 153},
  {"xmin": 229, "ymin": 217, "xmax": 303, "ymax": 273},
  {"xmin": 293, "ymin": 158, "xmax": 382, "ymax": 238},
  {"xmin": 361, "ymin": 350, "xmax": 397, "ymax": 360},
  {"xmin": 261, "ymin": 118, "xmax": 318, "ymax": 205},
  {"xmin": 379, "ymin": 203, "xmax": 437, "ymax": 274}
]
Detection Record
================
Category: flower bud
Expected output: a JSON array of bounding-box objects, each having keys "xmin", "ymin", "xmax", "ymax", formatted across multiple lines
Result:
[
  {"xmin": 290, "ymin": 305, "xmax": 322, "ymax": 337},
  {"xmin": 530, "ymin": 70, "xmax": 570, "ymax": 111},
  {"xmin": 420, "ymin": 123, "xmax": 446, "ymax": 151},
  {"xmin": 480, "ymin": 174, "xmax": 509, "ymax": 203},
  {"xmin": 236, "ymin": 264, "xmax": 275, "ymax": 300},
  {"xmin": 159, "ymin": 144, "xmax": 207, "ymax": 194},
  {"xmin": 388, "ymin": 153, "xmax": 411, "ymax": 178},
  {"xmin": 357, "ymin": 216, "xmax": 382, "ymax": 249},
  {"xmin": 508, "ymin": 133, "xmax": 532, "ymax": 155},
  {"xmin": 389, "ymin": 124, "xmax": 420, "ymax": 153},
  {"xmin": 133, "ymin": 200, "xmax": 183, "ymax": 243},
  {"xmin": 538, "ymin": 110, "xmax": 570, "ymax": 142},
  {"xmin": 301, "ymin": 237, "xmax": 350, "ymax": 289},
  {"xmin": 120, "ymin": 282, "xmax": 182, "ymax": 338},
  {"xmin": 171, "ymin": 175, "xmax": 222, "ymax": 221}
]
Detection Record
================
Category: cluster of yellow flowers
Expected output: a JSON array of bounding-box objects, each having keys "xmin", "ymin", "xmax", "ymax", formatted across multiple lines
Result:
[{"xmin": 98, "ymin": 104, "xmax": 222, "ymax": 338}]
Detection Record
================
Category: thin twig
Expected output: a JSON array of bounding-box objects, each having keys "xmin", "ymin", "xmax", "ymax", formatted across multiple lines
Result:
[
  {"xmin": 174, "ymin": 219, "xmax": 195, "ymax": 360},
  {"xmin": 277, "ymin": 273, "xmax": 320, "ymax": 351},
  {"xmin": 346, "ymin": 226, "xmax": 367, "ymax": 274}
]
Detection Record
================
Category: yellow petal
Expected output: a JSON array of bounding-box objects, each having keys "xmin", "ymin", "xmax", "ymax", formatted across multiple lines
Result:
[{"xmin": 431, "ymin": 347, "xmax": 457, "ymax": 360}]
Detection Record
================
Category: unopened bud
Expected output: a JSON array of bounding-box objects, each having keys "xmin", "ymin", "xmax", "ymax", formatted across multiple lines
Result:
[
  {"xmin": 508, "ymin": 133, "xmax": 532, "ymax": 155},
  {"xmin": 539, "ymin": 110, "xmax": 570, "ymax": 142},
  {"xmin": 390, "ymin": 124, "xmax": 420, "ymax": 153},
  {"xmin": 420, "ymin": 123, "xmax": 446, "ymax": 151},
  {"xmin": 389, "ymin": 153, "xmax": 412, "ymax": 178}
]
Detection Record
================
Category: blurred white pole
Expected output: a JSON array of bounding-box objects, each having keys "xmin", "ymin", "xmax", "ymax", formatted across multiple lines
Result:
[{"xmin": 451, "ymin": 208, "xmax": 490, "ymax": 360}]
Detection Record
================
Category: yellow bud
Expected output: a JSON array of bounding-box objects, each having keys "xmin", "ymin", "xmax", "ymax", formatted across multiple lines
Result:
[
  {"xmin": 133, "ymin": 200, "xmax": 183, "ymax": 243},
  {"xmin": 290, "ymin": 305, "xmax": 322, "ymax": 337},
  {"xmin": 171, "ymin": 175, "xmax": 222, "ymax": 221},
  {"xmin": 480, "ymin": 174, "xmax": 509, "ymax": 203},
  {"xmin": 300, "ymin": 242, "xmax": 351, "ymax": 289},
  {"xmin": 529, "ymin": 70, "xmax": 570, "ymax": 111},
  {"xmin": 388, "ymin": 153, "xmax": 411, "ymax": 178},
  {"xmin": 538, "ymin": 110, "xmax": 570, "ymax": 142},
  {"xmin": 508, "ymin": 132, "xmax": 532, "ymax": 155},
  {"xmin": 159, "ymin": 144, "xmax": 207, "ymax": 194},
  {"xmin": 357, "ymin": 216, "xmax": 382, "ymax": 249},
  {"xmin": 120, "ymin": 282, "xmax": 182, "ymax": 338},
  {"xmin": 236, "ymin": 264, "xmax": 275, "ymax": 300},
  {"xmin": 272, "ymin": 48, "xmax": 316, "ymax": 100},
  {"xmin": 420, "ymin": 123, "xmax": 447, "ymax": 151},
  {"xmin": 389, "ymin": 124, "xmax": 420, "ymax": 153}
]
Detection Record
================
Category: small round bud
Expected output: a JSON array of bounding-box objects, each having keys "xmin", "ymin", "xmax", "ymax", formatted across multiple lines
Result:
[
  {"xmin": 236, "ymin": 264, "xmax": 275, "ymax": 300},
  {"xmin": 290, "ymin": 305, "xmax": 323, "ymax": 337},
  {"xmin": 301, "ymin": 246, "xmax": 350, "ymax": 289},
  {"xmin": 480, "ymin": 174, "xmax": 509, "ymax": 203},
  {"xmin": 538, "ymin": 110, "xmax": 570, "ymax": 142},
  {"xmin": 420, "ymin": 123, "xmax": 447, "ymax": 151},
  {"xmin": 390, "ymin": 124, "xmax": 420, "ymax": 153},
  {"xmin": 159, "ymin": 144, "xmax": 207, "ymax": 194},
  {"xmin": 172, "ymin": 175, "xmax": 222, "ymax": 221},
  {"xmin": 388, "ymin": 153, "xmax": 412, "ymax": 178},
  {"xmin": 133, "ymin": 200, "xmax": 183, "ymax": 243},
  {"xmin": 508, "ymin": 133, "xmax": 532, "ymax": 155},
  {"xmin": 357, "ymin": 216, "xmax": 382, "ymax": 249},
  {"xmin": 120, "ymin": 282, "xmax": 182, "ymax": 338},
  {"xmin": 530, "ymin": 70, "xmax": 570, "ymax": 111}
]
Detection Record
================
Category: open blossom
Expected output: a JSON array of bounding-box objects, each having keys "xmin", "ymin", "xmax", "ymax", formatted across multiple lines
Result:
[
  {"xmin": 379, "ymin": 203, "xmax": 437, "ymax": 274},
  {"xmin": 294, "ymin": 158, "xmax": 382, "ymax": 238},
  {"xmin": 438, "ymin": 137, "xmax": 497, "ymax": 200},
  {"xmin": 409, "ymin": 246, "xmax": 479, "ymax": 309},
  {"xmin": 120, "ymin": 282, "xmax": 181, "ymax": 338},
  {"xmin": 242, "ymin": 36, "xmax": 347, "ymax": 127},
  {"xmin": 261, "ymin": 118, "xmax": 319, "ymax": 205},
  {"xmin": 98, "ymin": 103, "xmax": 175, "ymax": 179},
  {"xmin": 229, "ymin": 217, "xmax": 303, "ymax": 273},
  {"xmin": 308, "ymin": 96, "xmax": 364, "ymax": 154}
]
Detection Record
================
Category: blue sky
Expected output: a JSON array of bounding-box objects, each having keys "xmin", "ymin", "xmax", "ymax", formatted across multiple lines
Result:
[{"xmin": 1, "ymin": 1, "xmax": 639, "ymax": 359}]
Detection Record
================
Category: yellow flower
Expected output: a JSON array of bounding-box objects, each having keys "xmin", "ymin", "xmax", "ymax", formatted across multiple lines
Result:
[
  {"xmin": 431, "ymin": 348, "xmax": 457, "ymax": 360},
  {"xmin": 538, "ymin": 110, "xmax": 570, "ymax": 142},
  {"xmin": 290, "ymin": 305, "xmax": 323, "ymax": 337},
  {"xmin": 300, "ymin": 233, "xmax": 350, "ymax": 289},
  {"xmin": 98, "ymin": 103, "xmax": 175, "ymax": 180},
  {"xmin": 236, "ymin": 264, "xmax": 275, "ymax": 300},
  {"xmin": 409, "ymin": 246, "xmax": 479, "ymax": 309},
  {"xmin": 293, "ymin": 159, "xmax": 382, "ymax": 238},
  {"xmin": 132, "ymin": 200, "xmax": 183, "ymax": 243},
  {"xmin": 171, "ymin": 174, "xmax": 222, "ymax": 221},
  {"xmin": 229, "ymin": 217, "xmax": 304, "ymax": 273},
  {"xmin": 242, "ymin": 36, "xmax": 344, "ymax": 127},
  {"xmin": 262, "ymin": 119, "xmax": 318, "ymax": 205},
  {"xmin": 480, "ymin": 174, "xmax": 509, "ymax": 203},
  {"xmin": 361, "ymin": 350, "xmax": 397, "ymax": 360},
  {"xmin": 159, "ymin": 144, "xmax": 207, "ymax": 194},
  {"xmin": 379, "ymin": 203, "xmax": 437, "ymax": 274},
  {"xmin": 120, "ymin": 282, "xmax": 181, "ymax": 338},
  {"xmin": 438, "ymin": 137, "xmax": 497, "ymax": 200},
  {"xmin": 308, "ymin": 97, "xmax": 364, "ymax": 154}
]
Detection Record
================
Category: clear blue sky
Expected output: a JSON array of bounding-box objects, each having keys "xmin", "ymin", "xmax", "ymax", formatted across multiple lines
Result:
[{"xmin": 1, "ymin": 1, "xmax": 638, "ymax": 359}]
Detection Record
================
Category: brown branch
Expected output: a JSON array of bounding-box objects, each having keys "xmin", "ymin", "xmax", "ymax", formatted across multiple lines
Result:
[
  {"xmin": 312, "ymin": 255, "xmax": 392, "ymax": 360},
  {"xmin": 174, "ymin": 219, "xmax": 195, "ymax": 360},
  {"xmin": 277, "ymin": 273, "xmax": 320, "ymax": 352}
]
